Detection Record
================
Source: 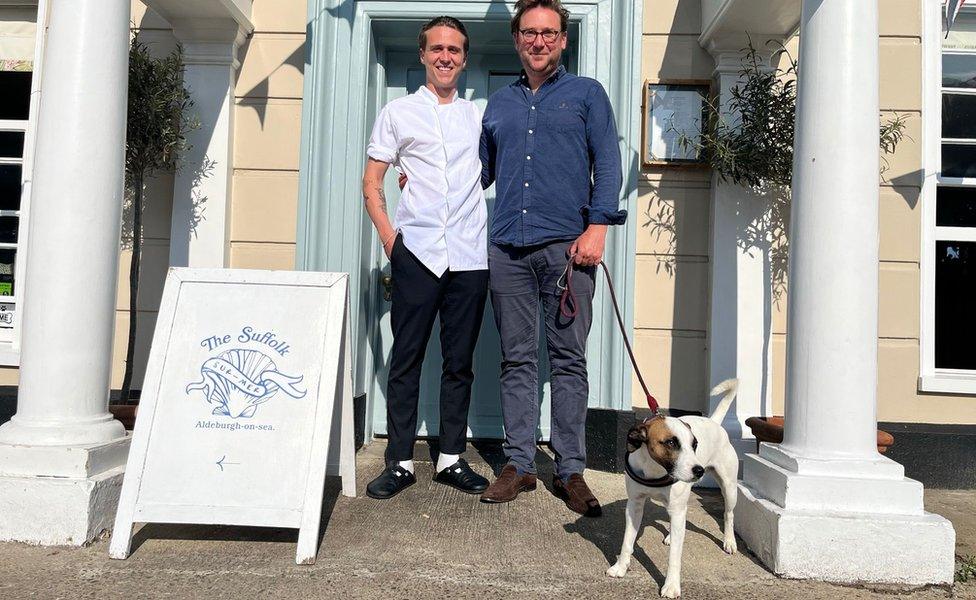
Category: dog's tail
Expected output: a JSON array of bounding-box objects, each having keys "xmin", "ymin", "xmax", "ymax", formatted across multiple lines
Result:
[{"xmin": 708, "ymin": 378, "xmax": 739, "ymax": 424}]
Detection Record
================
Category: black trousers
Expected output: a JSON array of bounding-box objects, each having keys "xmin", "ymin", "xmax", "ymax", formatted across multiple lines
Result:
[{"xmin": 385, "ymin": 235, "xmax": 488, "ymax": 463}]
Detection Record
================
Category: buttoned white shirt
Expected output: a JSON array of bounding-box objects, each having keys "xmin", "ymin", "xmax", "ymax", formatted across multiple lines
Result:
[{"xmin": 366, "ymin": 86, "xmax": 487, "ymax": 277}]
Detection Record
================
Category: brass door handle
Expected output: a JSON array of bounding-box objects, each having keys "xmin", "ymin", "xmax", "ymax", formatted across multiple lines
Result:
[{"xmin": 381, "ymin": 275, "xmax": 393, "ymax": 301}]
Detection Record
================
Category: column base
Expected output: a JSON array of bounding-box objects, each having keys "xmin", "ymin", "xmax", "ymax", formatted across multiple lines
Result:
[
  {"xmin": 735, "ymin": 443, "xmax": 955, "ymax": 585},
  {"xmin": 0, "ymin": 467, "xmax": 125, "ymax": 546},
  {"xmin": 743, "ymin": 449, "xmax": 923, "ymax": 514},
  {"xmin": 0, "ymin": 435, "xmax": 129, "ymax": 545},
  {"xmin": 0, "ymin": 413, "xmax": 126, "ymax": 446},
  {"xmin": 735, "ymin": 482, "xmax": 955, "ymax": 584}
]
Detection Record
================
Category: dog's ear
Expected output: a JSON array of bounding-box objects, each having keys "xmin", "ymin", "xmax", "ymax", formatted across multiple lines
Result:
[{"xmin": 626, "ymin": 422, "xmax": 648, "ymax": 452}]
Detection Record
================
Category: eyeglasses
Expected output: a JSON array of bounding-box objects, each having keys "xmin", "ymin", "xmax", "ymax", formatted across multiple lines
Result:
[{"xmin": 518, "ymin": 28, "xmax": 561, "ymax": 43}]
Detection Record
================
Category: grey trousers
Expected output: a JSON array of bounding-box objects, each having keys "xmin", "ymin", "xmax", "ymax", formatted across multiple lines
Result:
[{"xmin": 488, "ymin": 240, "xmax": 595, "ymax": 480}]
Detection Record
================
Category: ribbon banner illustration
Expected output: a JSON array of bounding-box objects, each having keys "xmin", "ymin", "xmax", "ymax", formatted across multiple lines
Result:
[{"xmin": 186, "ymin": 348, "xmax": 307, "ymax": 419}]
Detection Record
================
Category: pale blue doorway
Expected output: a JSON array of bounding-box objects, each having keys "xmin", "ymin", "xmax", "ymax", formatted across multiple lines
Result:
[{"xmin": 298, "ymin": 0, "xmax": 643, "ymax": 445}]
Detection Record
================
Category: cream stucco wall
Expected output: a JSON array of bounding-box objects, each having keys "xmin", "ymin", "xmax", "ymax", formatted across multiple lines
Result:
[
  {"xmin": 0, "ymin": 2, "xmax": 305, "ymax": 392},
  {"xmin": 632, "ymin": 0, "xmax": 713, "ymax": 414},
  {"xmin": 229, "ymin": 1, "xmax": 305, "ymax": 270},
  {"xmin": 774, "ymin": 0, "xmax": 976, "ymax": 424},
  {"xmin": 82, "ymin": 0, "xmax": 976, "ymax": 424},
  {"xmin": 862, "ymin": 0, "xmax": 974, "ymax": 424},
  {"xmin": 110, "ymin": 0, "xmax": 305, "ymax": 391},
  {"xmin": 633, "ymin": 0, "xmax": 975, "ymax": 424},
  {"xmin": 106, "ymin": 2, "xmax": 179, "ymax": 392}
]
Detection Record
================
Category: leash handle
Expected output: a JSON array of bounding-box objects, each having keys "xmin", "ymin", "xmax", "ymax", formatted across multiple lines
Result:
[
  {"xmin": 558, "ymin": 255, "xmax": 579, "ymax": 319},
  {"xmin": 558, "ymin": 254, "xmax": 659, "ymax": 413}
]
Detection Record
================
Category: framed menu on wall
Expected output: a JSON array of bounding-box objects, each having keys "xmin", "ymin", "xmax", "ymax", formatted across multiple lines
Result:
[{"xmin": 642, "ymin": 80, "xmax": 711, "ymax": 167}]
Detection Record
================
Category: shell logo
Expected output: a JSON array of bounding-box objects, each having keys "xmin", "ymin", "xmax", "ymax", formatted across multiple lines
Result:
[{"xmin": 186, "ymin": 347, "xmax": 307, "ymax": 419}]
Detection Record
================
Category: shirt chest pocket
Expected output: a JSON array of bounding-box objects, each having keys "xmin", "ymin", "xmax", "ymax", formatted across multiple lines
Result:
[{"xmin": 545, "ymin": 103, "xmax": 583, "ymax": 133}]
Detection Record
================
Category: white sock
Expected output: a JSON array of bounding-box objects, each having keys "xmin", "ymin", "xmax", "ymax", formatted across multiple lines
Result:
[
  {"xmin": 436, "ymin": 453, "xmax": 460, "ymax": 473},
  {"xmin": 397, "ymin": 459, "xmax": 414, "ymax": 474}
]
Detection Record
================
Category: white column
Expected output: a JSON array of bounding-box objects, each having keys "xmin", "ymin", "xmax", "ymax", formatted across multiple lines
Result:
[
  {"xmin": 0, "ymin": 0, "xmax": 131, "ymax": 545},
  {"xmin": 168, "ymin": 19, "xmax": 245, "ymax": 268},
  {"xmin": 704, "ymin": 44, "xmax": 775, "ymax": 466},
  {"xmin": 734, "ymin": 0, "xmax": 955, "ymax": 584}
]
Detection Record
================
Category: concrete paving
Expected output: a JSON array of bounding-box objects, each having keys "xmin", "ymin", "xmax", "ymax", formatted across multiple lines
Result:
[{"xmin": 0, "ymin": 441, "xmax": 973, "ymax": 600}]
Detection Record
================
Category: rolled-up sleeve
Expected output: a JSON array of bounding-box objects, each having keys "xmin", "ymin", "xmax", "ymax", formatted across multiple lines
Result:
[
  {"xmin": 366, "ymin": 106, "xmax": 398, "ymax": 163},
  {"xmin": 584, "ymin": 83, "xmax": 627, "ymax": 226}
]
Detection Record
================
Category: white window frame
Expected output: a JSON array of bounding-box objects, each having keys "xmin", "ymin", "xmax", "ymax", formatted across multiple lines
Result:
[
  {"xmin": 0, "ymin": 0, "xmax": 45, "ymax": 366},
  {"xmin": 919, "ymin": 0, "xmax": 976, "ymax": 393},
  {"xmin": 0, "ymin": 118, "xmax": 26, "ymax": 347}
]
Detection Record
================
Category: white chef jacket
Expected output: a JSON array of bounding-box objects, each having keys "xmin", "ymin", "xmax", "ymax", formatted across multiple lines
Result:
[{"xmin": 366, "ymin": 86, "xmax": 487, "ymax": 277}]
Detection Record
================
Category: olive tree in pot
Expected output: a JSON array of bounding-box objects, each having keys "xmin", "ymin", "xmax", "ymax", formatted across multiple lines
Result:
[{"xmin": 113, "ymin": 38, "xmax": 197, "ymax": 426}]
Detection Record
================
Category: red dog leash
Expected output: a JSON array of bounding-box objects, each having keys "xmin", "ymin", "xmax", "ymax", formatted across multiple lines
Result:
[{"xmin": 558, "ymin": 256, "xmax": 660, "ymax": 414}]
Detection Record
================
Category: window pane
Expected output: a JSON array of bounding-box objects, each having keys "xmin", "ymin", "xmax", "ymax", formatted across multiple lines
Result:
[
  {"xmin": 936, "ymin": 241, "xmax": 976, "ymax": 370},
  {"xmin": 0, "ymin": 165, "xmax": 21, "ymax": 212},
  {"xmin": 0, "ymin": 72, "xmax": 31, "ymax": 121},
  {"xmin": 943, "ymin": 94, "xmax": 976, "ymax": 139},
  {"xmin": 944, "ymin": 54, "xmax": 976, "ymax": 88},
  {"xmin": 937, "ymin": 186, "xmax": 976, "ymax": 226},
  {"xmin": 0, "ymin": 250, "xmax": 14, "ymax": 299},
  {"xmin": 945, "ymin": 12, "xmax": 976, "ymax": 50},
  {"xmin": 0, "ymin": 131, "xmax": 24, "ymax": 159},
  {"xmin": 942, "ymin": 144, "xmax": 976, "ymax": 177},
  {"xmin": 0, "ymin": 217, "xmax": 18, "ymax": 244}
]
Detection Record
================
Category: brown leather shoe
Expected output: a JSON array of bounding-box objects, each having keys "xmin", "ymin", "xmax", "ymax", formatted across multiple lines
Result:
[
  {"xmin": 553, "ymin": 473, "xmax": 602, "ymax": 517},
  {"xmin": 480, "ymin": 464, "xmax": 537, "ymax": 503}
]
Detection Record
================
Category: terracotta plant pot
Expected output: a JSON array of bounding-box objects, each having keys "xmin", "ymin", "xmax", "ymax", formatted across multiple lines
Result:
[
  {"xmin": 108, "ymin": 404, "xmax": 139, "ymax": 431},
  {"xmin": 744, "ymin": 416, "xmax": 894, "ymax": 454}
]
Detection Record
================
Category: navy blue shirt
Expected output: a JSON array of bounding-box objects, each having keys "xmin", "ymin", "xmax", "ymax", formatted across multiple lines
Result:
[{"xmin": 480, "ymin": 66, "xmax": 626, "ymax": 248}]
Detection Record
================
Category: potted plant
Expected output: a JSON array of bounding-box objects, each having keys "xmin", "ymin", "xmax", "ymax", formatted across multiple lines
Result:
[
  {"xmin": 109, "ymin": 37, "xmax": 197, "ymax": 430},
  {"xmin": 745, "ymin": 416, "xmax": 895, "ymax": 454}
]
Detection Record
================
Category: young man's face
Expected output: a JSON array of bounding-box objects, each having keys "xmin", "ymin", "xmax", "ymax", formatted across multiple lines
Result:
[
  {"xmin": 420, "ymin": 25, "xmax": 467, "ymax": 92},
  {"xmin": 514, "ymin": 7, "xmax": 567, "ymax": 79}
]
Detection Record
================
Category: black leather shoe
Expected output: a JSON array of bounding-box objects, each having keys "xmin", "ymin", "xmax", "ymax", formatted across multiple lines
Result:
[
  {"xmin": 366, "ymin": 465, "xmax": 416, "ymax": 499},
  {"xmin": 433, "ymin": 458, "xmax": 489, "ymax": 494}
]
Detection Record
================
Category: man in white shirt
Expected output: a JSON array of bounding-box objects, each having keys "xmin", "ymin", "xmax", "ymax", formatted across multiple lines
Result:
[{"xmin": 362, "ymin": 17, "xmax": 490, "ymax": 499}]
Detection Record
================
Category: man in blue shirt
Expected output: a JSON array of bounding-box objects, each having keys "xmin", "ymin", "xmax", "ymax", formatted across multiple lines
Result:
[{"xmin": 478, "ymin": 0, "xmax": 626, "ymax": 517}]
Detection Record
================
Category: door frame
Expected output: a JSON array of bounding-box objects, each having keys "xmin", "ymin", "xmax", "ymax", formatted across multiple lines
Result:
[{"xmin": 297, "ymin": 0, "xmax": 643, "ymax": 442}]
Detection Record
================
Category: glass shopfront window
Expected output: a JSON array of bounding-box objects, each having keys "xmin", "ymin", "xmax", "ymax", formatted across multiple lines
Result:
[
  {"xmin": 0, "ymin": 5, "xmax": 36, "ymax": 347},
  {"xmin": 934, "ymin": 10, "xmax": 976, "ymax": 371}
]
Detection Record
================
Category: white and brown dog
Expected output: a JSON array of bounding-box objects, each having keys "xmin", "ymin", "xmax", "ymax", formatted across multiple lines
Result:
[{"xmin": 606, "ymin": 378, "xmax": 739, "ymax": 598}]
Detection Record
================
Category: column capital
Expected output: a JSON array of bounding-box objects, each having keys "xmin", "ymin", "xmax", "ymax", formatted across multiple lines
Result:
[
  {"xmin": 171, "ymin": 18, "xmax": 249, "ymax": 69},
  {"xmin": 167, "ymin": 18, "xmax": 242, "ymax": 269},
  {"xmin": 704, "ymin": 33, "xmax": 780, "ymax": 81}
]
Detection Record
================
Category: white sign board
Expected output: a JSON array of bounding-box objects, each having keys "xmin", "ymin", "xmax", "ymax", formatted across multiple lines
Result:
[{"xmin": 109, "ymin": 268, "xmax": 356, "ymax": 565}]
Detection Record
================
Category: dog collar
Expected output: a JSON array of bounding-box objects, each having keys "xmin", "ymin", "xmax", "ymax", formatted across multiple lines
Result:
[{"xmin": 624, "ymin": 450, "xmax": 676, "ymax": 488}]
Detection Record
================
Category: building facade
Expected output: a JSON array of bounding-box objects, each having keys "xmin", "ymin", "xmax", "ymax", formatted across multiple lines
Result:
[
  {"xmin": 2, "ymin": 0, "xmax": 970, "ymax": 470},
  {"xmin": 0, "ymin": 0, "xmax": 969, "ymax": 580}
]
